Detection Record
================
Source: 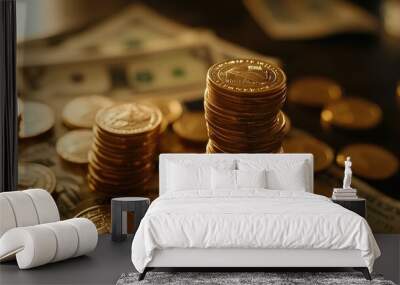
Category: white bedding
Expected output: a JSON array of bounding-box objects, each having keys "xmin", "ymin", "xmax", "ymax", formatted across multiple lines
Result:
[{"xmin": 131, "ymin": 190, "xmax": 380, "ymax": 273}]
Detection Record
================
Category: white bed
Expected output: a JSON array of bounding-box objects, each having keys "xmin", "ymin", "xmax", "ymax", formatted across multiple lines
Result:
[{"xmin": 131, "ymin": 154, "xmax": 380, "ymax": 280}]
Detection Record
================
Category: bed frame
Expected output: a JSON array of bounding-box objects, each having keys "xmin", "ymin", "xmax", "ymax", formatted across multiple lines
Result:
[
  {"xmin": 140, "ymin": 248, "xmax": 370, "ymax": 280},
  {"xmin": 139, "ymin": 154, "xmax": 371, "ymax": 280}
]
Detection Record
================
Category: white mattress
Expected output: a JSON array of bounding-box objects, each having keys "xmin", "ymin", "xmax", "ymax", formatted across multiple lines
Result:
[{"xmin": 131, "ymin": 190, "xmax": 380, "ymax": 273}]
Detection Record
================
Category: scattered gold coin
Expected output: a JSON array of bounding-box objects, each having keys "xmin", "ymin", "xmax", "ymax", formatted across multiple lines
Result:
[
  {"xmin": 56, "ymin": 130, "xmax": 93, "ymax": 164},
  {"xmin": 53, "ymin": 176, "xmax": 82, "ymax": 217},
  {"xmin": 283, "ymin": 130, "xmax": 334, "ymax": 172},
  {"xmin": 139, "ymin": 97, "xmax": 183, "ymax": 124},
  {"xmin": 321, "ymin": 97, "xmax": 382, "ymax": 129},
  {"xmin": 62, "ymin": 95, "xmax": 114, "ymax": 129},
  {"xmin": 18, "ymin": 162, "xmax": 56, "ymax": 194},
  {"xmin": 288, "ymin": 77, "xmax": 342, "ymax": 107},
  {"xmin": 19, "ymin": 101, "xmax": 55, "ymax": 139},
  {"xmin": 337, "ymin": 144, "xmax": 399, "ymax": 180},
  {"xmin": 172, "ymin": 111, "xmax": 208, "ymax": 143},
  {"xmin": 74, "ymin": 204, "xmax": 111, "ymax": 234}
]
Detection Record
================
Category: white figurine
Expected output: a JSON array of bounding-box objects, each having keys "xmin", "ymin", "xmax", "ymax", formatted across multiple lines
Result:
[{"xmin": 343, "ymin": 156, "xmax": 352, "ymax": 189}]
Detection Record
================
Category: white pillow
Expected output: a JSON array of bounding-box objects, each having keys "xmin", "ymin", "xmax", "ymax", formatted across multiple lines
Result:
[
  {"xmin": 236, "ymin": 169, "xmax": 267, "ymax": 189},
  {"xmin": 266, "ymin": 164, "xmax": 307, "ymax": 191},
  {"xmin": 167, "ymin": 162, "xmax": 211, "ymax": 191},
  {"xmin": 166, "ymin": 159, "xmax": 236, "ymax": 192},
  {"xmin": 211, "ymin": 168, "xmax": 236, "ymax": 190},
  {"xmin": 238, "ymin": 159, "xmax": 309, "ymax": 191}
]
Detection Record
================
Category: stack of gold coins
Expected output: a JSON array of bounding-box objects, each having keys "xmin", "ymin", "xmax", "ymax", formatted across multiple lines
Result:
[
  {"xmin": 204, "ymin": 58, "xmax": 287, "ymax": 153},
  {"xmin": 88, "ymin": 103, "xmax": 162, "ymax": 194}
]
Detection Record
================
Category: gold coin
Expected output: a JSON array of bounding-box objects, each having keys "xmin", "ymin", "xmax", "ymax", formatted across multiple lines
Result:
[
  {"xmin": 56, "ymin": 130, "xmax": 93, "ymax": 164},
  {"xmin": 208, "ymin": 58, "xmax": 286, "ymax": 94},
  {"xmin": 139, "ymin": 97, "xmax": 183, "ymax": 124},
  {"xmin": 283, "ymin": 130, "xmax": 334, "ymax": 172},
  {"xmin": 53, "ymin": 176, "xmax": 82, "ymax": 217},
  {"xmin": 321, "ymin": 97, "xmax": 382, "ymax": 129},
  {"xmin": 288, "ymin": 77, "xmax": 342, "ymax": 107},
  {"xmin": 96, "ymin": 103, "xmax": 162, "ymax": 135},
  {"xmin": 172, "ymin": 112, "xmax": 208, "ymax": 143},
  {"xmin": 337, "ymin": 144, "xmax": 399, "ymax": 180},
  {"xmin": 18, "ymin": 162, "xmax": 56, "ymax": 194},
  {"xmin": 19, "ymin": 101, "xmax": 55, "ymax": 138},
  {"xmin": 74, "ymin": 204, "xmax": 111, "ymax": 234},
  {"xmin": 62, "ymin": 95, "xmax": 114, "ymax": 129}
]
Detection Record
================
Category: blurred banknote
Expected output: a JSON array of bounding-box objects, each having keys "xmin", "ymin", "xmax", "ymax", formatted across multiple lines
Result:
[
  {"xmin": 244, "ymin": 0, "xmax": 378, "ymax": 39},
  {"xmin": 22, "ymin": 40, "xmax": 216, "ymax": 101},
  {"xmin": 19, "ymin": 4, "xmax": 279, "ymax": 79},
  {"xmin": 21, "ymin": 29, "xmax": 279, "ymax": 101},
  {"xmin": 60, "ymin": 4, "xmax": 189, "ymax": 55},
  {"xmin": 18, "ymin": 4, "xmax": 190, "ymax": 66},
  {"xmin": 177, "ymin": 30, "xmax": 280, "ymax": 65}
]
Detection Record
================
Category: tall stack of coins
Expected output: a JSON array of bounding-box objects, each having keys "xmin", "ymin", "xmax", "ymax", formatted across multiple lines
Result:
[
  {"xmin": 204, "ymin": 59, "xmax": 287, "ymax": 153},
  {"xmin": 88, "ymin": 103, "xmax": 162, "ymax": 194}
]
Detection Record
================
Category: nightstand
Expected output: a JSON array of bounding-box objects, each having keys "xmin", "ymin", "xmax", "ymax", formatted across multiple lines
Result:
[
  {"xmin": 111, "ymin": 197, "xmax": 150, "ymax": 242},
  {"xmin": 332, "ymin": 198, "xmax": 366, "ymax": 218}
]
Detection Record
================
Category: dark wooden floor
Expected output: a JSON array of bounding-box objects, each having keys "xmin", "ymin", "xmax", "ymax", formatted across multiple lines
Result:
[
  {"xmin": 0, "ymin": 235, "xmax": 134, "ymax": 285},
  {"xmin": 0, "ymin": 234, "xmax": 398, "ymax": 285}
]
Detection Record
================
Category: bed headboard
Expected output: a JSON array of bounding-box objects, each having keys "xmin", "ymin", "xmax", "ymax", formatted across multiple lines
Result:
[{"xmin": 159, "ymin": 153, "xmax": 314, "ymax": 195}]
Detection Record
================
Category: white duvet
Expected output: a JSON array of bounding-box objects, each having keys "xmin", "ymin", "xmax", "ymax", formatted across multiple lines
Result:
[{"xmin": 131, "ymin": 190, "xmax": 380, "ymax": 273}]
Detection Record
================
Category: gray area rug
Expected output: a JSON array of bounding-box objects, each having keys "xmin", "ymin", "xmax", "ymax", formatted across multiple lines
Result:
[{"xmin": 116, "ymin": 272, "xmax": 395, "ymax": 285}]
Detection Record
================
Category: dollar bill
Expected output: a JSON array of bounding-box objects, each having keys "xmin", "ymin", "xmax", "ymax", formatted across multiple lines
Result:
[
  {"xmin": 61, "ymin": 4, "xmax": 189, "ymax": 53},
  {"xmin": 244, "ymin": 0, "xmax": 378, "ymax": 39},
  {"xmin": 18, "ymin": 4, "xmax": 190, "ymax": 67},
  {"xmin": 21, "ymin": 29, "xmax": 283, "ymax": 101},
  {"xmin": 177, "ymin": 30, "xmax": 281, "ymax": 66},
  {"xmin": 22, "ymin": 40, "xmax": 217, "ymax": 101}
]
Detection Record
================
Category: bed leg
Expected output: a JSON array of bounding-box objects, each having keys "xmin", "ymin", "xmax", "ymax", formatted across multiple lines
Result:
[
  {"xmin": 138, "ymin": 268, "xmax": 148, "ymax": 281},
  {"xmin": 354, "ymin": 267, "xmax": 371, "ymax": 280}
]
